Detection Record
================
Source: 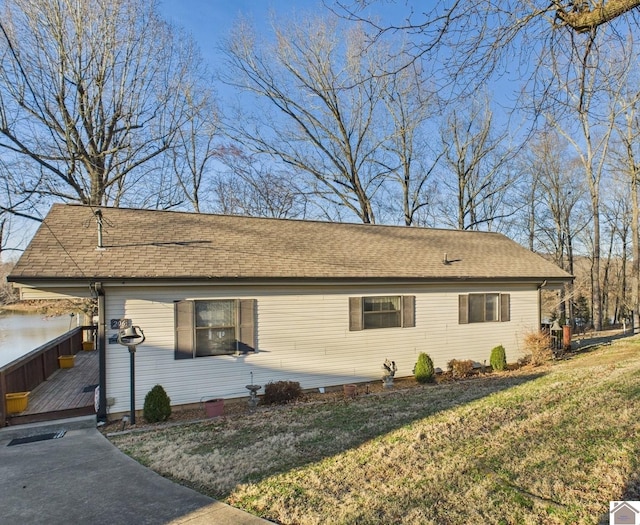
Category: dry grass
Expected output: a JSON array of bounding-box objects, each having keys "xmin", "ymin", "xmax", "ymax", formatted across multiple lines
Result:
[{"xmin": 109, "ymin": 337, "xmax": 640, "ymax": 524}]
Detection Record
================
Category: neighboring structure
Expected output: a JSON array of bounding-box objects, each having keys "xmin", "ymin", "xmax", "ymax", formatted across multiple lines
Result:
[{"xmin": 9, "ymin": 204, "xmax": 572, "ymax": 418}]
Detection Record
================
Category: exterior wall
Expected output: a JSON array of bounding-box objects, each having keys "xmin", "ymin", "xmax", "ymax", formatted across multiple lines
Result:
[
  {"xmin": 17, "ymin": 285, "xmax": 92, "ymax": 300},
  {"xmin": 103, "ymin": 283, "xmax": 540, "ymax": 413}
]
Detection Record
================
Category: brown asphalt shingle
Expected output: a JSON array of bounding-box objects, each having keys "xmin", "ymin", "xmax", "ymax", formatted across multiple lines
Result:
[{"xmin": 9, "ymin": 204, "xmax": 572, "ymax": 283}]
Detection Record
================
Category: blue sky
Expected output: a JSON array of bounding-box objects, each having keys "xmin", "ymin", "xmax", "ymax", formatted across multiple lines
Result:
[
  {"xmin": 157, "ymin": 1, "xmax": 410, "ymax": 76},
  {"xmin": 159, "ymin": 1, "xmax": 335, "ymax": 59}
]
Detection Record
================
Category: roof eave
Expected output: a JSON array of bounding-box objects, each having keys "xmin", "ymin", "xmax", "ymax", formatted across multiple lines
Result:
[{"xmin": 8, "ymin": 275, "xmax": 573, "ymax": 286}]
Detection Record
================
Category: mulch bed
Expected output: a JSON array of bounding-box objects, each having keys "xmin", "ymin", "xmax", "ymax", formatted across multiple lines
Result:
[{"xmin": 100, "ymin": 371, "xmax": 503, "ymax": 435}]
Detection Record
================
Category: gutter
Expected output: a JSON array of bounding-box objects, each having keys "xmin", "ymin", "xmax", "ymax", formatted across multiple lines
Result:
[
  {"xmin": 9, "ymin": 275, "xmax": 574, "ymax": 286},
  {"xmin": 93, "ymin": 282, "xmax": 107, "ymax": 423}
]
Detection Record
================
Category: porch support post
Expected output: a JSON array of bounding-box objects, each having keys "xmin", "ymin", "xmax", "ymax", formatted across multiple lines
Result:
[{"xmin": 95, "ymin": 282, "xmax": 108, "ymax": 422}]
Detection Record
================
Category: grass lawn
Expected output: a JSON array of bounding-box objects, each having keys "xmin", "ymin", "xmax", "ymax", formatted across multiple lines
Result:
[{"xmin": 108, "ymin": 337, "xmax": 640, "ymax": 524}]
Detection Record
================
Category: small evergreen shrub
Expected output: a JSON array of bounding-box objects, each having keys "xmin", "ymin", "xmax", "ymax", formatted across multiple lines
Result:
[
  {"xmin": 143, "ymin": 384, "xmax": 171, "ymax": 423},
  {"xmin": 263, "ymin": 380, "xmax": 303, "ymax": 405},
  {"xmin": 448, "ymin": 359, "xmax": 474, "ymax": 378},
  {"xmin": 523, "ymin": 330, "xmax": 553, "ymax": 366},
  {"xmin": 414, "ymin": 352, "xmax": 435, "ymax": 384},
  {"xmin": 490, "ymin": 345, "xmax": 507, "ymax": 371}
]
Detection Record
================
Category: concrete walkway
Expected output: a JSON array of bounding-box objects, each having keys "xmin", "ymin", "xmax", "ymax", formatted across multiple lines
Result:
[{"xmin": 0, "ymin": 417, "xmax": 271, "ymax": 525}]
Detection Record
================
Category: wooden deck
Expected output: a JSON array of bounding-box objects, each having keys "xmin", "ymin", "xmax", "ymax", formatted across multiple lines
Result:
[{"xmin": 7, "ymin": 349, "xmax": 98, "ymax": 425}]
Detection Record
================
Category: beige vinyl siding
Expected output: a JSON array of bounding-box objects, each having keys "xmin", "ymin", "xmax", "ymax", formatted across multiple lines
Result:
[
  {"xmin": 17, "ymin": 285, "xmax": 92, "ymax": 300},
  {"xmin": 103, "ymin": 283, "xmax": 539, "ymax": 414}
]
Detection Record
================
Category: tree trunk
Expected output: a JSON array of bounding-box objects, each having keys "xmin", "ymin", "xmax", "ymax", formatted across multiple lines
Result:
[
  {"xmin": 632, "ymin": 172, "xmax": 640, "ymax": 333},
  {"xmin": 592, "ymin": 206, "xmax": 602, "ymax": 330}
]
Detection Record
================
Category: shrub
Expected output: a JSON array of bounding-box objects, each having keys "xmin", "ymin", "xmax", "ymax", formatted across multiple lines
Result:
[
  {"xmin": 448, "ymin": 359, "xmax": 474, "ymax": 379},
  {"xmin": 523, "ymin": 330, "xmax": 553, "ymax": 366},
  {"xmin": 263, "ymin": 380, "xmax": 303, "ymax": 405},
  {"xmin": 143, "ymin": 384, "xmax": 171, "ymax": 423},
  {"xmin": 490, "ymin": 345, "xmax": 507, "ymax": 371},
  {"xmin": 414, "ymin": 352, "xmax": 435, "ymax": 384}
]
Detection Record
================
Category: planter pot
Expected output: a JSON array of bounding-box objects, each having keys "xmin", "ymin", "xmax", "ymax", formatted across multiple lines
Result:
[
  {"xmin": 343, "ymin": 384, "xmax": 357, "ymax": 398},
  {"xmin": 82, "ymin": 341, "xmax": 95, "ymax": 351},
  {"xmin": 5, "ymin": 392, "xmax": 30, "ymax": 414},
  {"xmin": 204, "ymin": 399, "xmax": 224, "ymax": 418},
  {"xmin": 58, "ymin": 355, "xmax": 75, "ymax": 368}
]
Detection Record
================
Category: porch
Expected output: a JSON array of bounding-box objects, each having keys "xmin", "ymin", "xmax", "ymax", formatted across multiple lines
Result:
[{"xmin": 1, "ymin": 326, "xmax": 99, "ymax": 427}]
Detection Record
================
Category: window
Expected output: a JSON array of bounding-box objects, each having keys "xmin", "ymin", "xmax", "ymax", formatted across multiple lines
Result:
[
  {"xmin": 175, "ymin": 299, "xmax": 256, "ymax": 359},
  {"xmin": 349, "ymin": 295, "xmax": 415, "ymax": 331},
  {"xmin": 195, "ymin": 300, "xmax": 236, "ymax": 356},
  {"xmin": 459, "ymin": 293, "xmax": 510, "ymax": 324}
]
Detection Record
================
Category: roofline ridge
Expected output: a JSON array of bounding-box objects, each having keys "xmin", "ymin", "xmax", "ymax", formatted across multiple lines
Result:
[{"xmin": 53, "ymin": 203, "xmax": 507, "ymax": 236}]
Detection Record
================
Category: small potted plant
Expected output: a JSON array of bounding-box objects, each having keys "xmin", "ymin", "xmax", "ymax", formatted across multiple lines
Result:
[{"xmin": 382, "ymin": 359, "xmax": 397, "ymax": 388}]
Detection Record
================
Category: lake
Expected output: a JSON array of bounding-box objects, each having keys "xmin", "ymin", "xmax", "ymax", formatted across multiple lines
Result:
[{"xmin": 0, "ymin": 311, "xmax": 76, "ymax": 368}]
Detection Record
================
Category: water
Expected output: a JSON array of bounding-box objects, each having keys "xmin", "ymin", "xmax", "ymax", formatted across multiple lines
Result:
[{"xmin": 0, "ymin": 311, "xmax": 76, "ymax": 368}]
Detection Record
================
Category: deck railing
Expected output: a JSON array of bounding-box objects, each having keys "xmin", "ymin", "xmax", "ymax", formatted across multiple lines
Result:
[{"xmin": 0, "ymin": 325, "xmax": 96, "ymax": 427}]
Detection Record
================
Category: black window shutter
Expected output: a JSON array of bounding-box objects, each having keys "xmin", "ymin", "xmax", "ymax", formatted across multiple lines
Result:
[
  {"xmin": 237, "ymin": 299, "xmax": 257, "ymax": 353},
  {"xmin": 500, "ymin": 294, "xmax": 510, "ymax": 322},
  {"xmin": 175, "ymin": 300, "xmax": 195, "ymax": 359},
  {"xmin": 458, "ymin": 295, "xmax": 469, "ymax": 324},
  {"xmin": 402, "ymin": 296, "xmax": 415, "ymax": 328},
  {"xmin": 349, "ymin": 297, "xmax": 363, "ymax": 331}
]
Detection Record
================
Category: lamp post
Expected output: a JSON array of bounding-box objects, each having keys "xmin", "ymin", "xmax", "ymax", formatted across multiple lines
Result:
[{"xmin": 117, "ymin": 325, "xmax": 145, "ymax": 425}]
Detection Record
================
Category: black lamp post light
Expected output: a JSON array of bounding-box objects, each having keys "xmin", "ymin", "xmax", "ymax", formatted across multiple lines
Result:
[{"xmin": 117, "ymin": 325, "xmax": 145, "ymax": 425}]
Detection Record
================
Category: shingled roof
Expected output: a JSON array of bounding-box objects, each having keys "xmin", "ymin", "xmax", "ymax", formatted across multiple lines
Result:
[{"xmin": 9, "ymin": 204, "xmax": 572, "ymax": 284}]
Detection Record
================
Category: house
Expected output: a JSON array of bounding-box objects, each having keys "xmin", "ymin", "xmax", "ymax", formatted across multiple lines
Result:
[{"xmin": 8, "ymin": 204, "xmax": 571, "ymax": 419}]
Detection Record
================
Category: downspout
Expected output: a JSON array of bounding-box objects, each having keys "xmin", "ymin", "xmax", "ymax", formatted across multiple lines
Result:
[
  {"xmin": 537, "ymin": 280, "xmax": 547, "ymax": 328},
  {"xmin": 94, "ymin": 282, "xmax": 107, "ymax": 422}
]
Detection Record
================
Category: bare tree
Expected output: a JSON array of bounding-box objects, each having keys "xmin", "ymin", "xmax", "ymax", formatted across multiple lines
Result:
[
  {"xmin": 540, "ymin": 31, "xmax": 626, "ymax": 330},
  {"xmin": 601, "ymin": 178, "xmax": 631, "ymax": 324},
  {"xmin": 609, "ymin": 60, "xmax": 640, "ymax": 332},
  {"xmin": 213, "ymin": 148, "xmax": 309, "ymax": 219},
  {"xmin": 339, "ymin": 1, "xmax": 640, "ymax": 92},
  {"xmin": 0, "ymin": 0, "xmax": 206, "ymax": 215},
  {"xmin": 171, "ymin": 88, "xmax": 222, "ymax": 213},
  {"xmin": 0, "ymin": 259, "xmax": 17, "ymax": 304},
  {"xmin": 379, "ymin": 64, "xmax": 442, "ymax": 226},
  {"xmin": 555, "ymin": 0, "xmax": 640, "ymax": 32},
  {"xmin": 439, "ymin": 99, "xmax": 517, "ymax": 231},
  {"xmin": 221, "ymin": 14, "xmax": 415, "ymax": 224},
  {"xmin": 523, "ymin": 130, "xmax": 586, "ymax": 321}
]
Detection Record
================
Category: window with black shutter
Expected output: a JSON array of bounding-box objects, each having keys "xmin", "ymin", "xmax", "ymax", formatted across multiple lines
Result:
[
  {"xmin": 349, "ymin": 296, "xmax": 415, "ymax": 330},
  {"xmin": 458, "ymin": 293, "xmax": 510, "ymax": 324},
  {"xmin": 174, "ymin": 299, "xmax": 257, "ymax": 358}
]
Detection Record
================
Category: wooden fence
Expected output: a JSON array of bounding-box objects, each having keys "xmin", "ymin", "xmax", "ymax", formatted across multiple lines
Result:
[{"xmin": 0, "ymin": 326, "xmax": 95, "ymax": 427}]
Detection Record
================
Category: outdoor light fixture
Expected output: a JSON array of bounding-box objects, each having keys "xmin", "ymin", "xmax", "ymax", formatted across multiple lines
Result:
[
  {"xmin": 117, "ymin": 325, "xmax": 145, "ymax": 425},
  {"xmin": 550, "ymin": 320, "xmax": 562, "ymax": 332}
]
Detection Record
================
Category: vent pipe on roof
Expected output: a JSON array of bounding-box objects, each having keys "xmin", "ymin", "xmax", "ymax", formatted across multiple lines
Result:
[
  {"xmin": 95, "ymin": 209, "xmax": 105, "ymax": 250},
  {"xmin": 443, "ymin": 253, "xmax": 450, "ymax": 265}
]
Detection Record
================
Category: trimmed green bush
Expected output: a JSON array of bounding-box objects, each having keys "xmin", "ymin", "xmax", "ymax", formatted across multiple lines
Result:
[
  {"xmin": 490, "ymin": 345, "xmax": 507, "ymax": 371},
  {"xmin": 414, "ymin": 352, "xmax": 435, "ymax": 384},
  {"xmin": 143, "ymin": 384, "xmax": 171, "ymax": 423},
  {"xmin": 263, "ymin": 380, "xmax": 303, "ymax": 405}
]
